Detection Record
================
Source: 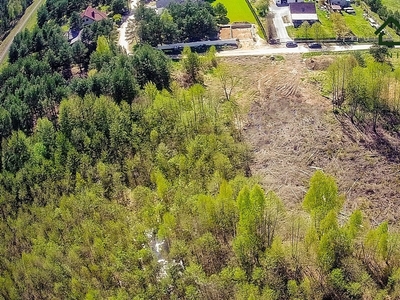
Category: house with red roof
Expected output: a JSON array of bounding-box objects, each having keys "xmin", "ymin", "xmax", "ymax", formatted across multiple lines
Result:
[{"xmin": 81, "ymin": 6, "xmax": 107, "ymax": 26}]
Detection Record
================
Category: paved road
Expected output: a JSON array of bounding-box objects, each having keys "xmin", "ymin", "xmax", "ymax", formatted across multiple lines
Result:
[
  {"xmin": 216, "ymin": 43, "xmax": 374, "ymax": 57},
  {"xmin": 0, "ymin": 0, "xmax": 45, "ymax": 64},
  {"xmin": 269, "ymin": 3, "xmax": 292, "ymax": 43}
]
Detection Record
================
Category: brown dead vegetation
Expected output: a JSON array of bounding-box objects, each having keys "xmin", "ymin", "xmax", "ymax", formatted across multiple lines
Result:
[{"xmin": 218, "ymin": 54, "xmax": 400, "ymax": 225}]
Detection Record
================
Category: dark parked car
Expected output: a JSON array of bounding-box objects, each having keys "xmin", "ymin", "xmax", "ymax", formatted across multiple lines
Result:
[
  {"xmin": 308, "ymin": 43, "xmax": 322, "ymax": 49},
  {"xmin": 286, "ymin": 41, "xmax": 298, "ymax": 48},
  {"xmin": 269, "ymin": 38, "xmax": 281, "ymax": 45}
]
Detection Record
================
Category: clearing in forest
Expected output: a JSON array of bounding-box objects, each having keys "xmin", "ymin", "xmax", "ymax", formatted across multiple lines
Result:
[{"xmin": 215, "ymin": 55, "xmax": 400, "ymax": 225}]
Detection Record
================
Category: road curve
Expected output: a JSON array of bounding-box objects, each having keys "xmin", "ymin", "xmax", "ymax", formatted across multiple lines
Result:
[{"xmin": 0, "ymin": 0, "xmax": 45, "ymax": 65}]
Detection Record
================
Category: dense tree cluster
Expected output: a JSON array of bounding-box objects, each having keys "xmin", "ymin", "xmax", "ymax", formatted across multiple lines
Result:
[
  {"xmin": 128, "ymin": 2, "xmax": 222, "ymax": 46},
  {"xmin": 41, "ymin": 0, "xmax": 127, "ymax": 25},
  {"xmin": 0, "ymin": 0, "xmax": 32, "ymax": 39},
  {"xmin": 2, "ymin": 9, "xmax": 173, "ymax": 137},
  {"xmin": 1, "ymin": 18, "xmax": 115, "ymax": 136},
  {"xmin": 328, "ymin": 52, "xmax": 400, "ymax": 132},
  {"xmin": 1, "ymin": 1, "xmax": 400, "ymax": 298},
  {"xmin": 363, "ymin": 0, "xmax": 400, "ymax": 35}
]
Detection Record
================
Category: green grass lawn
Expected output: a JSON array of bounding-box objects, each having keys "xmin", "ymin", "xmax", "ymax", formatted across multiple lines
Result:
[
  {"xmin": 212, "ymin": 0, "xmax": 257, "ymax": 23},
  {"xmin": 382, "ymin": 0, "xmax": 400, "ymax": 12},
  {"xmin": 343, "ymin": 6, "xmax": 376, "ymax": 38},
  {"xmin": 316, "ymin": 9, "xmax": 336, "ymax": 38},
  {"xmin": 367, "ymin": 9, "xmax": 400, "ymax": 41},
  {"xmin": 288, "ymin": 5, "xmax": 400, "ymax": 41}
]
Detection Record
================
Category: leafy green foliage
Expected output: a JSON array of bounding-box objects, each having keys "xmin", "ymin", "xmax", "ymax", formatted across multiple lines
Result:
[
  {"xmin": 131, "ymin": 2, "xmax": 218, "ymax": 46},
  {"xmin": 132, "ymin": 44, "xmax": 171, "ymax": 89},
  {"xmin": 1, "ymin": 13, "xmax": 400, "ymax": 298},
  {"xmin": 303, "ymin": 170, "xmax": 343, "ymax": 232},
  {"xmin": 0, "ymin": 0, "xmax": 32, "ymax": 37},
  {"xmin": 213, "ymin": 3, "xmax": 229, "ymax": 24}
]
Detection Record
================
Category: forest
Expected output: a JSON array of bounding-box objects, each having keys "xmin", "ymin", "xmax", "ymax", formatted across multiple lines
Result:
[
  {"xmin": 1, "ymin": 1, "xmax": 400, "ymax": 299},
  {"xmin": 125, "ymin": 2, "xmax": 228, "ymax": 47},
  {"xmin": 328, "ymin": 47, "xmax": 400, "ymax": 133},
  {"xmin": 0, "ymin": 0, "xmax": 33, "ymax": 39}
]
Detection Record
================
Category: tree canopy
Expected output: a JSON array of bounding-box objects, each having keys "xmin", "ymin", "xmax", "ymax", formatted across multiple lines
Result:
[{"xmin": 0, "ymin": 2, "xmax": 400, "ymax": 299}]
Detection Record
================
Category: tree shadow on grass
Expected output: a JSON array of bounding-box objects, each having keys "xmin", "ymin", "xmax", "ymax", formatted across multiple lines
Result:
[
  {"xmin": 335, "ymin": 112, "xmax": 400, "ymax": 163},
  {"xmin": 371, "ymin": 133, "xmax": 400, "ymax": 163}
]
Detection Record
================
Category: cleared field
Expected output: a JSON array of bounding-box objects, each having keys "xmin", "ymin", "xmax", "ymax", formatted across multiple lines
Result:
[
  {"xmin": 213, "ymin": 0, "xmax": 257, "ymax": 23},
  {"xmin": 382, "ymin": 0, "xmax": 400, "ymax": 12},
  {"xmin": 216, "ymin": 54, "xmax": 400, "ymax": 225}
]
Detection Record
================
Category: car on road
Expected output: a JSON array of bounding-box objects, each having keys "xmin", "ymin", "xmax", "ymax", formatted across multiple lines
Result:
[
  {"xmin": 286, "ymin": 41, "xmax": 298, "ymax": 48},
  {"xmin": 308, "ymin": 43, "xmax": 322, "ymax": 49},
  {"xmin": 269, "ymin": 38, "xmax": 281, "ymax": 45}
]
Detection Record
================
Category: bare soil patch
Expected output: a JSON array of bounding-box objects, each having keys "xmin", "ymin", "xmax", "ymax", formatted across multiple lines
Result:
[
  {"xmin": 219, "ymin": 27, "xmax": 254, "ymax": 40},
  {"xmin": 219, "ymin": 27, "xmax": 232, "ymax": 40},
  {"xmin": 219, "ymin": 55, "xmax": 400, "ymax": 225},
  {"xmin": 232, "ymin": 28, "xmax": 253, "ymax": 40}
]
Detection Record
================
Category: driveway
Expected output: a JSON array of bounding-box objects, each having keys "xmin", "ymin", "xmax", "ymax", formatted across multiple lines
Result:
[
  {"xmin": 269, "ymin": 2, "xmax": 292, "ymax": 43},
  {"xmin": 118, "ymin": 0, "xmax": 140, "ymax": 54}
]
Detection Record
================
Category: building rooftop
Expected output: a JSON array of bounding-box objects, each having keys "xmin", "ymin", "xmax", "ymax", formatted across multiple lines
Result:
[
  {"xmin": 289, "ymin": 2, "xmax": 316, "ymax": 14},
  {"xmin": 81, "ymin": 6, "xmax": 107, "ymax": 21}
]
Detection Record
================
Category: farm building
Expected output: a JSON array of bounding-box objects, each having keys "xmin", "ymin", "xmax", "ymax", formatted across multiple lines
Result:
[
  {"xmin": 276, "ymin": 0, "xmax": 304, "ymax": 5},
  {"xmin": 289, "ymin": 2, "xmax": 318, "ymax": 28}
]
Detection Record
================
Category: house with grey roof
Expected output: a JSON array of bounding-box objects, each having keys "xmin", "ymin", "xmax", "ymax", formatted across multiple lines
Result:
[{"xmin": 289, "ymin": 2, "xmax": 319, "ymax": 28}]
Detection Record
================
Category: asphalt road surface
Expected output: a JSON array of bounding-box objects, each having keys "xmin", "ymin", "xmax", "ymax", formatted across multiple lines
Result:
[{"xmin": 216, "ymin": 43, "xmax": 375, "ymax": 57}]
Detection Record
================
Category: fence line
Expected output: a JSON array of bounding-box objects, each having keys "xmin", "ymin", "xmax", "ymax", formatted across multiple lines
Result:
[{"xmin": 243, "ymin": 0, "xmax": 267, "ymax": 39}]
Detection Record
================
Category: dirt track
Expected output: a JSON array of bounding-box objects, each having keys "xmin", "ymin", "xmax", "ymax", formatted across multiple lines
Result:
[{"xmin": 219, "ymin": 54, "xmax": 400, "ymax": 225}]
